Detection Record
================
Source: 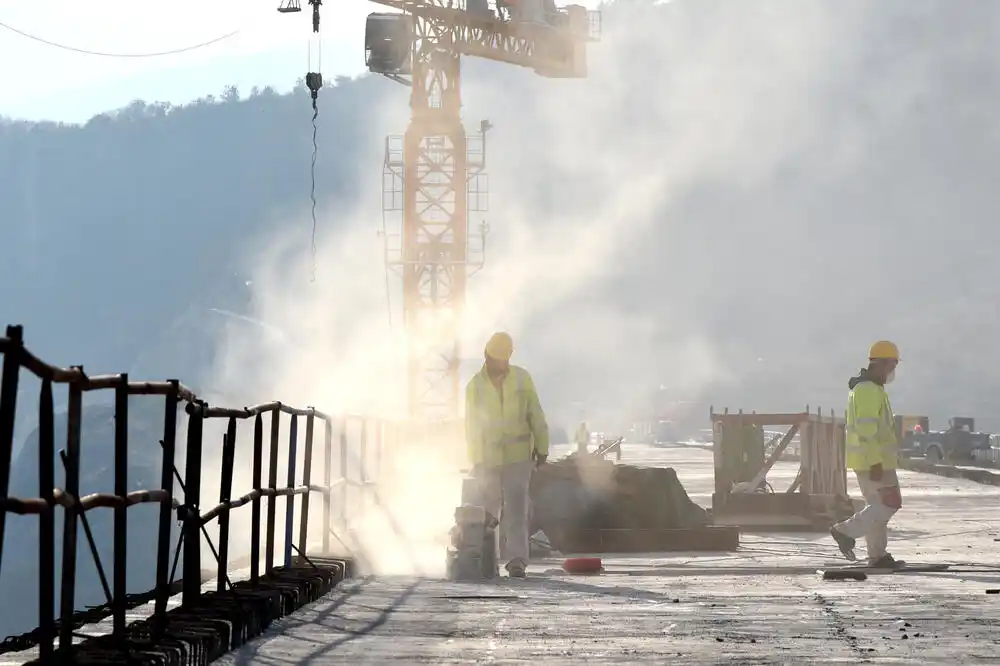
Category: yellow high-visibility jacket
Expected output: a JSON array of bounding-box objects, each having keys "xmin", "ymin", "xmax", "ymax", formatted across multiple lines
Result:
[
  {"xmin": 465, "ymin": 365, "xmax": 549, "ymax": 468},
  {"xmin": 846, "ymin": 377, "xmax": 898, "ymax": 470}
]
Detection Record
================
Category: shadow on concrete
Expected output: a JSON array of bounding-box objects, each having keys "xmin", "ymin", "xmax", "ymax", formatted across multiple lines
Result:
[
  {"xmin": 887, "ymin": 527, "xmax": 933, "ymax": 541},
  {"xmin": 483, "ymin": 574, "xmax": 685, "ymax": 603},
  {"xmin": 229, "ymin": 577, "xmax": 422, "ymax": 666}
]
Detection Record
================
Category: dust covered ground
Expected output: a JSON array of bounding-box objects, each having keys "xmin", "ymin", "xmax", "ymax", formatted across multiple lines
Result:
[{"xmin": 216, "ymin": 445, "xmax": 1000, "ymax": 664}]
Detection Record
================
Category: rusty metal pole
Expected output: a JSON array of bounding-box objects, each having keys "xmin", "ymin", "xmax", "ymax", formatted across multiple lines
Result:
[
  {"xmin": 112, "ymin": 374, "xmax": 129, "ymax": 643},
  {"xmin": 298, "ymin": 411, "xmax": 315, "ymax": 559},
  {"xmin": 0, "ymin": 324, "xmax": 23, "ymax": 577},
  {"xmin": 58, "ymin": 380, "xmax": 83, "ymax": 652},
  {"xmin": 181, "ymin": 404, "xmax": 205, "ymax": 607},
  {"xmin": 217, "ymin": 417, "xmax": 237, "ymax": 591},
  {"xmin": 283, "ymin": 414, "xmax": 298, "ymax": 568},
  {"xmin": 153, "ymin": 381, "xmax": 179, "ymax": 632},
  {"xmin": 36, "ymin": 378, "xmax": 55, "ymax": 661},
  {"xmin": 250, "ymin": 412, "xmax": 264, "ymax": 583}
]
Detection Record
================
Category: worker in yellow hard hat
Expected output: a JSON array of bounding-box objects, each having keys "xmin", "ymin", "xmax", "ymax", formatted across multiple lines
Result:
[
  {"xmin": 465, "ymin": 331, "xmax": 549, "ymax": 578},
  {"xmin": 830, "ymin": 340, "xmax": 904, "ymax": 569}
]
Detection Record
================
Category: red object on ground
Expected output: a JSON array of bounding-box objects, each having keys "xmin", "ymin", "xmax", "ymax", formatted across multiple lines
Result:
[{"xmin": 562, "ymin": 557, "xmax": 603, "ymax": 574}]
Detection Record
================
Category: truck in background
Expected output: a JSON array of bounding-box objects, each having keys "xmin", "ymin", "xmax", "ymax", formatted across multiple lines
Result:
[{"xmin": 897, "ymin": 415, "xmax": 996, "ymax": 464}]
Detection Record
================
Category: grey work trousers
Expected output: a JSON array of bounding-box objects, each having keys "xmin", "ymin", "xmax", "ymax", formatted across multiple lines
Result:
[
  {"xmin": 834, "ymin": 467, "xmax": 902, "ymax": 562},
  {"xmin": 478, "ymin": 459, "xmax": 534, "ymax": 568}
]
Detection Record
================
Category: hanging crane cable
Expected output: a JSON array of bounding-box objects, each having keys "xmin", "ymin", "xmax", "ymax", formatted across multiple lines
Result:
[{"xmin": 279, "ymin": 0, "xmax": 323, "ymax": 283}]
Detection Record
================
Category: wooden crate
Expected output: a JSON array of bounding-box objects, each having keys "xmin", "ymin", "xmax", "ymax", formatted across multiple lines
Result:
[{"xmin": 709, "ymin": 406, "xmax": 855, "ymax": 531}]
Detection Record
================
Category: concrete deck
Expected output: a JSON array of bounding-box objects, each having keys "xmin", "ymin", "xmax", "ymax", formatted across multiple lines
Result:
[{"xmin": 214, "ymin": 445, "xmax": 1000, "ymax": 664}]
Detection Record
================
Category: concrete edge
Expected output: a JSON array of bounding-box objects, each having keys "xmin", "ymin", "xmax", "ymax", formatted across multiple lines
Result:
[{"xmin": 24, "ymin": 559, "xmax": 352, "ymax": 666}]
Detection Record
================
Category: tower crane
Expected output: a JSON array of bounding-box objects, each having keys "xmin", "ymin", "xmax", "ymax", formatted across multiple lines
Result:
[
  {"xmin": 281, "ymin": 0, "xmax": 600, "ymax": 424},
  {"xmin": 372, "ymin": 0, "xmax": 600, "ymax": 425}
]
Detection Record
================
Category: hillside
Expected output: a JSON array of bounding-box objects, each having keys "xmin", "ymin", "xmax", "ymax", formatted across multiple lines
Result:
[{"xmin": 3, "ymin": 0, "xmax": 1000, "ymax": 636}]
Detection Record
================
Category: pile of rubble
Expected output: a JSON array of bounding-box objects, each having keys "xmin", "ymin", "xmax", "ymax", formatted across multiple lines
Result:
[{"xmin": 530, "ymin": 454, "xmax": 710, "ymax": 551}]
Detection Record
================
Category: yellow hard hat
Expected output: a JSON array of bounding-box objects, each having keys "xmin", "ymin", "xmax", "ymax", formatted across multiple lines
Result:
[
  {"xmin": 868, "ymin": 340, "xmax": 900, "ymax": 361},
  {"xmin": 484, "ymin": 331, "xmax": 514, "ymax": 361}
]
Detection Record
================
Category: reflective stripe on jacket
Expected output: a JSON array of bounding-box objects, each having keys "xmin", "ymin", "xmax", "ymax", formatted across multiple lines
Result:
[
  {"xmin": 846, "ymin": 380, "xmax": 898, "ymax": 470},
  {"xmin": 465, "ymin": 365, "xmax": 549, "ymax": 468}
]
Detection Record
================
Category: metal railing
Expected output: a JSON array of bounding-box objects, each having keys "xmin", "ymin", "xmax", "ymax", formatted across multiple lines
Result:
[{"xmin": 0, "ymin": 324, "xmax": 385, "ymax": 663}]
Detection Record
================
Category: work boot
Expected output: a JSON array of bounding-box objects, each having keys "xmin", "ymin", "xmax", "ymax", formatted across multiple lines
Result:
[
  {"xmin": 830, "ymin": 527, "xmax": 857, "ymax": 561},
  {"xmin": 505, "ymin": 559, "xmax": 526, "ymax": 578},
  {"xmin": 869, "ymin": 554, "xmax": 905, "ymax": 569}
]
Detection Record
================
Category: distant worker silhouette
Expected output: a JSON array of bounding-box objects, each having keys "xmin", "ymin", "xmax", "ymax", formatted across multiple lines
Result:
[{"xmin": 575, "ymin": 421, "xmax": 590, "ymax": 455}]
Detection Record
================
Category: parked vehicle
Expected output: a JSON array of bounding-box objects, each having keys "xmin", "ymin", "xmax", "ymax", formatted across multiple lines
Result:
[{"xmin": 900, "ymin": 416, "xmax": 993, "ymax": 463}]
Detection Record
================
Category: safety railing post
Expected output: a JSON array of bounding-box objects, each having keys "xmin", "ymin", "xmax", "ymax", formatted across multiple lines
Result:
[
  {"xmin": 283, "ymin": 414, "xmax": 298, "ymax": 568},
  {"xmin": 339, "ymin": 421, "xmax": 349, "ymax": 527},
  {"xmin": 58, "ymin": 380, "xmax": 83, "ymax": 653},
  {"xmin": 0, "ymin": 324, "xmax": 23, "ymax": 578},
  {"xmin": 0, "ymin": 325, "xmax": 394, "ymax": 659},
  {"xmin": 217, "ymin": 417, "xmax": 237, "ymax": 591},
  {"xmin": 181, "ymin": 403, "xmax": 205, "ymax": 608},
  {"xmin": 153, "ymin": 381, "xmax": 179, "ymax": 632},
  {"xmin": 250, "ymin": 413, "xmax": 263, "ymax": 583},
  {"xmin": 265, "ymin": 409, "xmax": 280, "ymax": 575},
  {"xmin": 37, "ymin": 378, "xmax": 56, "ymax": 662},
  {"xmin": 297, "ymin": 411, "xmax": 315, "ymax": 559},
  {"xmin": 112, "ymin": 374, "xmax": 129, "ymax": 643},
  {"xmin": 322, "ymin": 418, "xmax": 332, "ymax": 554}
]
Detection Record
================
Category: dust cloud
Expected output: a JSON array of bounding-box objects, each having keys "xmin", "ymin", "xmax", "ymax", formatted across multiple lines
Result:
[{"xmin": 197, "ymin": 0, "xmax": 1000, "ymax": 577}]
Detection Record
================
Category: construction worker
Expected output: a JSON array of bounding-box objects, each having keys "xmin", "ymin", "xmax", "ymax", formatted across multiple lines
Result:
[
  {"xmin": 830, "ymin": 340, "xmax": 904, "ymax": 569},
  {"xmin": 465, "ymin": 331, "xmax": 549, "ymax": 578},
  {"xmin": 575, "ymin": 421, "xmax": 590, "ymax": 455}
]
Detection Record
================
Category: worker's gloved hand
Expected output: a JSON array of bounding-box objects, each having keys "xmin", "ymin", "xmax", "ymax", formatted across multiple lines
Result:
[
  {"xmin": 533, "ymin": 451, "xmax": 547, "ymax": 468},
  {"xmin": 869, "ymin": 463, "xmax": 884, "ymax": 482}
]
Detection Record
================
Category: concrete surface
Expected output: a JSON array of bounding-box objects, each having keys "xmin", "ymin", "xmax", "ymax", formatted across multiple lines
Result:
[{"xmin": 216, "ymin": 444, "xmax": 1000, "ymax": 665}]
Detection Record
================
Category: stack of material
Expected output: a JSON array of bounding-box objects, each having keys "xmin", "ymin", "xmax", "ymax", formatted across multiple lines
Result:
[{"xmin": 530, "ymin": 455, "xmax": 723, "ymax": 553}]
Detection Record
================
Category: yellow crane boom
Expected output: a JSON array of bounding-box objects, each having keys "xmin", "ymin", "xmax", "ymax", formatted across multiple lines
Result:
[{"xmin": 368, "ymin": 0, "xmax": 598, "ymax": 78}]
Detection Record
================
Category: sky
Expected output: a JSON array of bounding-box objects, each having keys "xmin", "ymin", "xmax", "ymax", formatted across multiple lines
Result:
[
  {"xmin": 0, "ymin": 0, "xmax": 371, "ymax": 122},
  {"xmin": 0, "ymin": 0, "xmax": 605, "ymax": 123}
]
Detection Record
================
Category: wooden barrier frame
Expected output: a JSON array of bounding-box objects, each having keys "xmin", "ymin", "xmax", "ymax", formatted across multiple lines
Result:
[{"xmin": 709, "ymin": 406, "xmax": 853, "ymax": 530}]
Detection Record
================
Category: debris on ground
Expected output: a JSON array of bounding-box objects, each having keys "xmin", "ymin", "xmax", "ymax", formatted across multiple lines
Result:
[{"xmin": 530, "ymin": 455, "xmax": 710, "ymax": 541}]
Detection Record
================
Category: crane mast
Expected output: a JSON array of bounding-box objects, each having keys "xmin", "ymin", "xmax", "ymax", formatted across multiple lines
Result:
[{"xmin": 399, "ymin": 12, "xmax": 469, "ymax": 421}]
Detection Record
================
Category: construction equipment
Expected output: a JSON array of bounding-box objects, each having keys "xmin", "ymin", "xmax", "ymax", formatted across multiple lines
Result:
[
  {"xmin": 445, "ymin": 504, "xmax": 499, "ymax": 580},
  {"xmin": 370, "ymin": 0, "xmax": 601, "ymax": 421},
  {"xmin": 710, "ymin": 407, "xmax": 858, "ymax": 531},
  {"xmin": 592, "ymin": 435, "xmax": 622, "ymax": 461}
]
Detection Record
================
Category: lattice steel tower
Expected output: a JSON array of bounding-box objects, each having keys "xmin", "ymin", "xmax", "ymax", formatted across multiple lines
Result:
[{"xmin": 368, "ymin": 0, "xmax": 600, "ymax": 420}]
